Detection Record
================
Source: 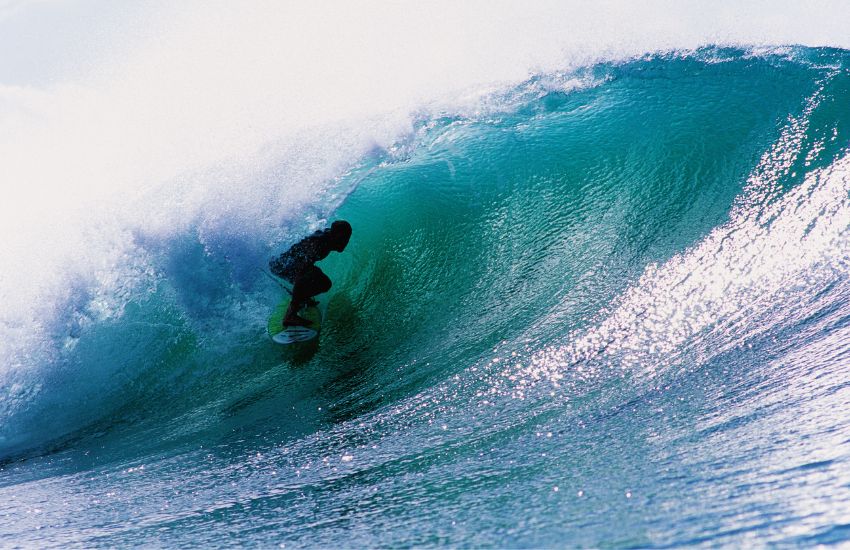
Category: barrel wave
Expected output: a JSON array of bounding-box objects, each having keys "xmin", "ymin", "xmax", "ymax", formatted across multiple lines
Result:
[{"xmin": 2, "ymin": 47, "xmax": 850, "ymax": 547}]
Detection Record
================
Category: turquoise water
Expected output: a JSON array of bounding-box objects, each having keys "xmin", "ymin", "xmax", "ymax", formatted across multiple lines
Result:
[{"xmin": 2, "ymin": 46, "xmax": 850, "ymax": 547}]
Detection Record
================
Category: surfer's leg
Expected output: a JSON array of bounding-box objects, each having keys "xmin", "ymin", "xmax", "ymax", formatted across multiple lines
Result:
[
  {"xmin": 284, "ymin": 266, "xmax": 331, "ymax": 326},
  {"xmin": 293, "ymin": 266, "xmax": 331, "ymax": 306}
]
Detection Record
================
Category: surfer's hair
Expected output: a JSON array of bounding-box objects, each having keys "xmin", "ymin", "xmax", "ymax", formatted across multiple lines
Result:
[
  {"xmin": 330, "ymin": 220, "xmax": 352, "ymax": 238},
  {"xmin": 329, "ymin": 220, "xmax": 352, "ymax": 250}
]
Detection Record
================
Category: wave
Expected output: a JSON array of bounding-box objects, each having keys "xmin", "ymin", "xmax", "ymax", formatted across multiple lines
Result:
[{"xmin": 1, "ymin": 46, "xmax": 848, "ymax": 466}]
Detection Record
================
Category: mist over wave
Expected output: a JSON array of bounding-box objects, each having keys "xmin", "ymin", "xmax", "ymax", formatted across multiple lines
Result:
[{"xmin": 2, "ymin": 1, "xmax": 849, "ymax": 337}]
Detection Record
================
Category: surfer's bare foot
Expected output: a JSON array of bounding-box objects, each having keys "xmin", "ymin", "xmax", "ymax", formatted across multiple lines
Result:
[{"xmin": 283, "ymin": 314, "xmax": 312, "ymax": 327}]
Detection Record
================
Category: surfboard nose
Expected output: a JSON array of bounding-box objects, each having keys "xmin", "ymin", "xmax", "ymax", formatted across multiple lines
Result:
[{"xmin": 272, "ymin": 326, "xmax": 318, "ymax": 344}]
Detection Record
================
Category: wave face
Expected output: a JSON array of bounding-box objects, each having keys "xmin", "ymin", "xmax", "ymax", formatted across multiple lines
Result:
[{"xmin": 2, "ymin": 46, "xmax": 850, "ymax": 547}]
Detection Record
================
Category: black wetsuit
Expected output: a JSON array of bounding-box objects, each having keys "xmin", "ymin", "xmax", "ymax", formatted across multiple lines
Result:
[{"xmin": 269, "ymin": 229, "xmax": 335, "ymax": 306}]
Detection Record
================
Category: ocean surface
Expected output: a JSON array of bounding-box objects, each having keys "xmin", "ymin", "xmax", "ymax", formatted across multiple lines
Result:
[{"xmin": 2, "ymin": 21, "xmax": 850, "ymax": 548}]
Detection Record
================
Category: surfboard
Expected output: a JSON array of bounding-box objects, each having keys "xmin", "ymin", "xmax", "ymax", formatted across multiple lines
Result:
[{"xmin": 267, "ymin": 296, "xmax": 322, "ymax": 344}]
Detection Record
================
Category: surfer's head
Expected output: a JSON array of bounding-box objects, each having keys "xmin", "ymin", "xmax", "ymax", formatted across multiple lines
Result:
[{"xmin": 329, "ymin": 220, "xmax": 352, "ymax": 251}]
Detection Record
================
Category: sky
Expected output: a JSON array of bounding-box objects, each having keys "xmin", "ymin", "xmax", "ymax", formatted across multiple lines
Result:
[{"xmin": 3, "ymin": 1, "xmax": 850, "ymax": 87}]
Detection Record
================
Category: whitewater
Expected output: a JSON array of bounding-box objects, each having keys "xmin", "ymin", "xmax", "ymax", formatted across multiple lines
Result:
[{"xmin": 2, "ymin": 1, "xmax": 850, "ymax": 547}]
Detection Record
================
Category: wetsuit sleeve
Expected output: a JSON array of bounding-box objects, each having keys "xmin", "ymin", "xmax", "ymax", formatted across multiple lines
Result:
[{"xmin": 270, "ymin": 229, "xmax": 334, "ymax": 277}]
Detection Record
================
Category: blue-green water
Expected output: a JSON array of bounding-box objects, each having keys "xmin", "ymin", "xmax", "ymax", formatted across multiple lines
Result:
[{"xmin": 3, "ymin": 47, "xmax": 850, "ymax": 547}]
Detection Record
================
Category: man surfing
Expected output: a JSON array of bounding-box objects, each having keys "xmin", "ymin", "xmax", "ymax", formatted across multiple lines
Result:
[{"xmin": 269, "ymin": 220, "xmax": 352, "ymax": 327}]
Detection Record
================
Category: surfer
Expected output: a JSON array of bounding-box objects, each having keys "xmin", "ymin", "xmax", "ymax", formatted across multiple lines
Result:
[{"xmin": 269, "ymin": 220, "xmax": 352, "ymax": 327}]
